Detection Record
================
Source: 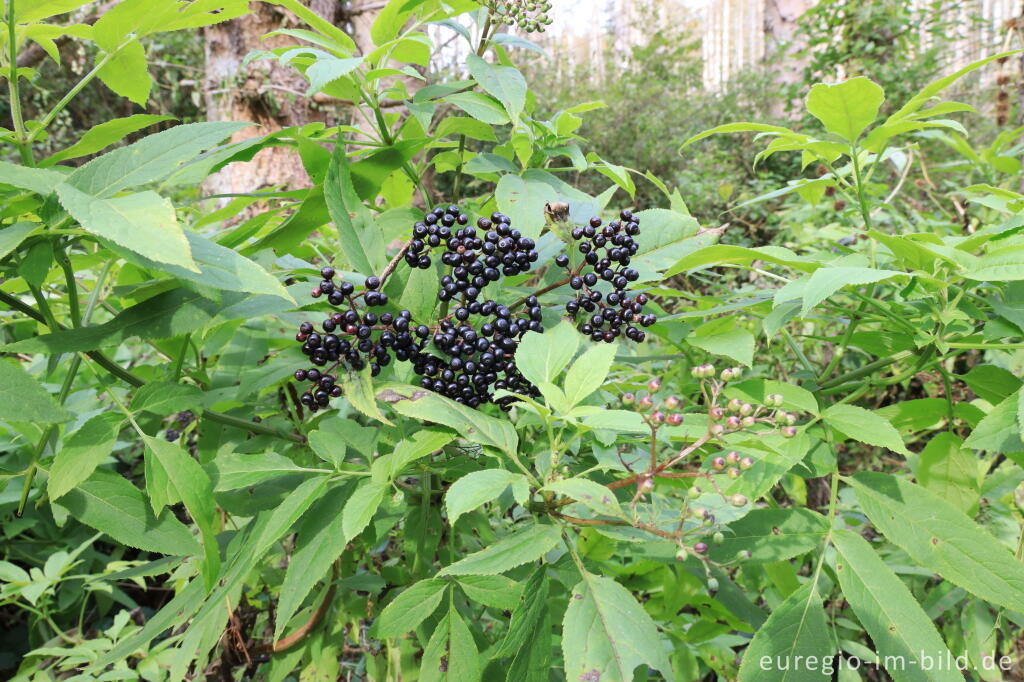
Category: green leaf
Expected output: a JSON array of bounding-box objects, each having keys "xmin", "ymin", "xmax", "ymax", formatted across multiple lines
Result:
[
  {"xmin": 832, "ymin": 530, "xmax": 962, "ymax": 682},
  {"xmin": 342, "ymin": 480, "xmax": 389, "ymax": 542},
  {"xmin": 110, "ymin": 230, "xmax": 294, "ymax": 300},
  {"xmin": 379, "ymin": 383, "xmax": 519, "ymax": 457},
  {"xmin": 890, "ymin": 51, "xmax": 1021, "ymax": 123},
  {"xmin": 916, "ymin": 432, "xmax": 979, "ymax": 514},
  {"xmin": 580, "ymin": 409, "xmax": 647, "ymax": 433},
  {"xmin": 438, "ymin": 523, "xmax": 560, "ymax": 576},
  {"xmin": 454, "ymin": 575, "xmax": 523, "ymax": 610},
  {"xmin": 851, "ymin": 472, "xmax": 1024, "ymax": 612},
  {"xmin": 0, "ymin": 359, "xmax": 74, "ymax": 424},
  {"xmin": 563, "ymin": 572, "xmax": 676, "ymax": 682},
  {"xmin": 56, "ymin": 186, "xmax": 197, "ymax": 273},
  {"xmin": 515, "ymin": 321, "xmax": 579, "ymax": 387},
  {"xmin": 42, "ymin": 114, "xmax": 174, "ymax": 165},
  {"xmin": 466, "ymin": 54, "xmax": 527, "ymax": 121},
  {"xmin": 95, "ymin": 40, "xmax": 152, "ymax": 105},
  {"xmin": 494, "ymin": 565, "xmax": 548, "ymax": 658},
  {"xmin": 48, "ymin": 413, "xmax": 123, "ymax": 501},
  {"xmin": 544, "ymin": 478, "xmax": 623, "ymax": 519},
  {"xmin": 823, "ymin": 404, "xmax": 909, "ymax": 455},
  {"xmin": 144, "ymin": 436, "xmax": 220, "ymax": 587},
  {"xmin": 130, "ymin": 381, "xmax": 203, "ymax": 415},
  {"xmin": 305, "ymin": 56, "xmax": 362, "ymax": 94},
  {"xmin": 736, "ymin": 581, "xmax": 831, "ymax": 682},
  {"xmin": 495, "ymin": 174, "xmax": 557, "ymax": 240},
  {"xmin": 375, "ymin": 426, "xmax": 456, "ymax": 481},
  {"xmin": 274, "ymin": 484, "xmax": 352, "ymax": 640},
  {"xmin": 688, "ymin": 317, "xmax": 755, "ymax": 367},
  {"xmin": 680, "ymin": 122, "xmax": 797, "ymax": 150},
  {"xmin": 15, "ymin": 0, "xmax": 91, "ymax": 22},
  {"xmin": 563, "ymin": 342, "xmax": 617, "ymax": 407},
  {"xmin": 709, "ymin": 509, "xmax": 828, "ymax": 564},
  {"xmin": 373, "ymin": 579, "xmax": 449, "ymax": 638},
  {"xmin": 443, "ymin": 92, "xmax": 510, "ymax": 125},
  {"xmin": 964, "ymin": 392, "xmax": 1024, "ymax": 453},
  {"xmin": 805, "ymin": 77, "xmax": 884, "ymax": 142},
  {"xmin": 3, "ymin": 289, "xmax": 290, "ymax": 354},
  {"xmin": 420, "ymin": 604, "xmax": 482, "ymax": 682},
  {"xmin": 325, "ymin": 142, "xmax": 385, "ymax": 275},
  {"xmin": 67, "ymin": 122, "xmax": 249, "ymax": 197},
  {"xmin": 0, "ymin": 160, "xmax": 65, "ymax": 195},
  {"xmin": 399, "ymin": 264, "xmax": 439, "ymax": 323},
  {"xmin": 342, "ymin": 365, "xmax": 392, "ymax": 425},
  {"xmin": 0, "ymin": 222, "xmax": 39, "ymax": 260},
  {"xmin": 445, "ymin": 470, "xmax": 527, "ymax": 526},
  {"xmin": 800, "ymin": 267, "xmax": 907, "ymax": 315},
  {"xmin": 58, "ymin": 469, "xmax": 200, "ymax": 556},
  {"xmin": 208, "ymin": 452, "xmax": 328, "ymax": 491}
]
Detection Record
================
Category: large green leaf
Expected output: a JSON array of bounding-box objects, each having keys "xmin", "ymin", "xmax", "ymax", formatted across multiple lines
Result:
[
  {"xmin": 0, "ymin": 359, "xmax": 74, "ymax": 424},
  {"xmin": 56, "ymin": 185, "xmax": 197, "ymax": 272},
  {"xmin": 342, "ymin": 365, "xmax": 392, "ymax": 425},
  {"xmin": 563, "ymin": 342, "xmax": 617, "ymax": 407},
  {"xmin": 544, "ymin": 478, "xmax": 624, "ymax": 519},
  {"xmin": 130, "ymin": 381, "xmax": 203, "ymax": 415},
  {"xmin": 563, "ymin": 572, "xmax": 675, "ymax": 682},
  {"xmin": 0, "ymin": 161, "xmax": 65, "ymax": 195},
  {"xmin": 515, "ymin": 321, "xmax": 579, "ymax": 387},
  {"xmin": 800, "ymin": 267, "xmax": 906, "ymax": 315},
  {"xmin": 466, "ymin": 54, "xmax": 527, "ymax": 120},
  {"xmin": 823, "ymin": 404, "xmax": 910, "ymax": 455},
  {"xmin": 443, "ymin": 92, "xmax": 510, "ymax": 125},
  {"xmin": 851, "ymin": 472, "xmax": 1024, "ymax": 612},
  {"xmin": 493, "ymin": 565, "xmax": 548, "ymax": 658},
  {"xmin": 342, "ymin": 479, "xmax": 389, "ymax": 541},
  {"xmin": 438, "ymin": 523, "xmax": 560, "ymax": 576},
  {"xmin": 144, "ymin": 436, "xmax": 220, "ymax": 587},
  {"xmin": 66, "ymin": 121, "xmax": 249, "ymax": 197},
  {"xmin": 95, "ymin": 39, "xmax": 152, "ymax": 105},
  {"xmin": 916, "ymin": 432, "xmax": 979, "ymax": 514},
  {"xmin": 379, "ymin": 383, "xmax": 519, "ymax": 457},
  {"xmin": 325, "ymin": 142, "xmax": 385, "ymax": 275},
  {"xmin": 43, "ymin": 114, "xmax": 174, "ymax": 165},
  {"xmin": 963, "ymin": 392, "xmax": 1024, "ymax": 453},
  {"xmin": 48, "ymin": 413, "xmax": 124, "ymax": 501},
  {"xmin": 445, "ymin": 469, "xmax": 528, "ymax": 526},
  {"xmin": 274, "ymin": 484, "xmax": 353, "ymax": 640},
  {"xmin": 373, "ymin": 579, "xmax": 448, "ymax": 638},
  {"xmin": 805, "ymin": 77, "xmax": 884, "ymax": 142},
  {"xmin": 207, "ymin": 452, "xmax": 329, "ymax": 491},
  {"xmin": 4, "ymin": 289, "xmax": 292, "ymax": 354},
  {"xmin": 709, "ymin": 509, "xmax": 828, "ymax": 564},
  {"xmin": 495, "ymin": 174, "xmax": 557, "ymax": 240},
  {"xmin": 57, "ymin": 469, "xmax": 200, "ymax": 556},
  {"xmin": 736, "ymin": 581, "xmax": 831, "ymax": 682},
  {"xmin": 832, "ymin": 530, "xmax": 962, "ymax": 682},
  {"xmin": 420, "ymin": 604, "xmax": 482, "ymax": 682}
]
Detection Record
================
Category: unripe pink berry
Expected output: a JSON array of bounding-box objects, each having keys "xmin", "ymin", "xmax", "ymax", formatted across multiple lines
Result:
[
  {"xmin": 622, "ymin": 392, "xmax": 635, "ymax": 405},
  {"xmin": 664, "ymin": 395, "xmax": 680, "ymax": 410},
  {"xmin": 638, "ymin": 395, "xmax": 653, "ymax": 410},
  {"xmin": 740, "ymin": 456, "xmax": 754, "ymax": 470},
  {"xmin": 693, "ymin": 542, "xmax": 708, "ymax": 554},
  {"xmin": 709, "ymin": 406, "xmax": 724, "ymax": 420},
  {"xmin": 727, "ymin": 398, "xmax": 742, "ymax": 412},
  {"xmin": 782, "ymin": 426, "xmax": 797, "ymax": 438},
  {"xmin": 648, "ymin": 377, "xmax": 661, "ymax": 392},
  {"xmin": 651, "ymin": 411, "xmax": 665, "ymax": 424},
  {"xmin": 639, "ymin": 477, "xmax": 654, "ymax": 493},
  {"xmin": 731, "ymin": 494, "xmax": 748, "ymax": 507},
  {"xmin": 725, "ymin": 416, "xmax": 741, "ymax": 429},
  {"xmin": 739, "ymin": 403, "xmax": 754, "ymax": 416},
  {"xmin": 711, "ymin": 424, "xmax": 725, "ymax": 435},
  {"xmin": 726, "ymin": 451, "xmax": 740, "ymax": 464},
  {"xmin": 666, "ymin": 413, "xmax": 683, "ymax": 426},
  {"xmin": 741, "ymin": 416, "xmax": 756, "ymax": 427},
  {"xmin": 711, "ymin": 456, "xmax": 727, "ymax": 470},
  {"xmin": 727, "ymin": 467, "xmax": 741, "ymax": 479}
]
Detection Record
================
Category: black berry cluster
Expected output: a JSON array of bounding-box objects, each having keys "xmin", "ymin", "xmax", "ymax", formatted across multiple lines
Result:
[
  {"xmin": 556, "ymin": 210, "xmax": 656, "ymax": 343},
  {"xmin": 410, "ymin": 296, "xmax": 543, "ymax": 410},
  {"xmin": 293, "ymin": 266, "xmax": 422, "ymax": 412},
  {"xmin": 406, "ymin": 207, "xmax": 539, "ymax": 304}
]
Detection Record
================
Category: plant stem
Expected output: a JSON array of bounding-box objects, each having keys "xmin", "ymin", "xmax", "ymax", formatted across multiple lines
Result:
[
  {"xmin": 6, "ymin": 0, "xmax": 33, "ymax": 164},
  {"xmin": 850, "ymin": 145, "xmax": 873, "ymax": 232}
]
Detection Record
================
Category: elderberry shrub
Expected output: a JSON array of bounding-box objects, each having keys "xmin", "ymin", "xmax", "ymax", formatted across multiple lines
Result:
[{"xmin": 555, "ymin": 210, "xmax": 655, "ymax": 343}]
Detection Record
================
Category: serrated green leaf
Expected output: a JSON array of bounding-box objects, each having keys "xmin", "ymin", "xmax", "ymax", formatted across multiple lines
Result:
[
  {"xmin": 439, "ymin": 523, "xmax": 560, "ymax": 576},
  {"xmin": 342, "ymin": 364, "xmax": 392, "ymax": 425},
  {"xmin": 736, "ymin": 581, "xmax": 831, "ymax": 682},
  {"xmin": 544, "ymin": 478, "xmax": 624, "ymax": 519},
  {"xmin": 964, "ymin": 391, "xmax": 1024, "ymax": 453},
  {"xmin": 56, "ymin": 185, "xmax": 197, "ymax": 272},
  {"xmin": 851, "ymin": 472, "xmax": 1024, "ymax": 612},
  {"xmin": 515, "ymin": 321, "xmax": 579, "ymax": 387},
  {"xmin": 144, "ymin": 436, "xmax": 219, "ymax": 587},
  {"xmin": 916, "ymin": 432, "xmax": 979, "ymax": 514},
  {"xmin": 208, "ymin": 452, "xmax": 328, "ymax": 491},
  {"xmin": 420, "ymin": 604, "xmax": 482, "ymax": 682},
  {"xmin": 563, "ymin": 572, "xmax": 676, "ymax": 682},
  {"xmin": 454, "ymin": 575, "xmax": 522, "ymax": 610},
  {"xmin": 466, "ymin": 54, "xmax": 526, "ymax": 121},
  {"xmin": 494, "ymin": 565, "xmax": 548, "ymax": 658},
  {"xmin": 95, "ymin": 40, "xmax": 152, "ymax": 105},
  {"xmin": 495, "ymin": 174, "xmax": 557, "ymax": 240},
  {"xmin": 130, "ymin": 381, "xmax": 203, "ymax": 415},
  {"xmin": 342, "ymin": 480, "xmax": 388, "ymax": 542},
  {"xmin": 0, "ymin": 161, "xmax": 65, "ymax": 195},
  {"xmin": 806, "ymin": 77, "xmax": 884, "ymax": 142},
  {"xmin": 800, "ymin": 267, "xmax": 906, "ymax": 315},
  {"xmin": 823, "ymin": 404, "xmax": 909, "ymax": 455},
  {"xmin": 709, "ymin": 508, "xmax": 828, "ymax": 564},
  {"xmin": 379, "ymin": 383, "xmax": 519, "ymax": 457},
  {"xmin": 563, "ymin": 342, "xmax": 617, "ymax": 407},
  {"xmin": 275, "ymin": 484, "xmax": 353, "ymax": 640},
  {"xmin": 374, "ymin": 578, "xmax": 448, "ymax": 638},
  {"xmin": 58, "ymin": 469, "xmax": 200, "ymax": 556},
  {"xmin": 443, "ymin": 92, "xmax": 510, "ymax": 125},
  {"xmin": 0, "ymin": 360, "xmax": 74, "ymax": 424},
  {"xmin": 445, "ymin": 469, "xmax": 527, "ymax": 526},
  {"xmin": 48, "ymin": 413, "xmax": 123, "ymax": 501},
  {"xmin": 325, "ymin": 142, "xmax": 385, "ymax": 275},
  {"xmin": 43, "ymin": 114, "xmax": 175, "ymax": 165},
  {"xmin": 832, "ymin": 530, "xmax": 962, "ymax": 682}
]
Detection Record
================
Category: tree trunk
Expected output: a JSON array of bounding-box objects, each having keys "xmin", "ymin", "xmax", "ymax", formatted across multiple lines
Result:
[
  {"xmin": 201, "ymin": 0, "xmax": 344, "ymax": 196},
  {"xmin": 763, "ymin": 0, "xmax": 816, "ymax": 116}
]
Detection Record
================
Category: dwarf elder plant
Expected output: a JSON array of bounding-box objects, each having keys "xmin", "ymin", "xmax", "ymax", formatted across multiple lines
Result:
[{"xmin": 1, "ymin": 0, "xmax": 1024, "ymax": 680}]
